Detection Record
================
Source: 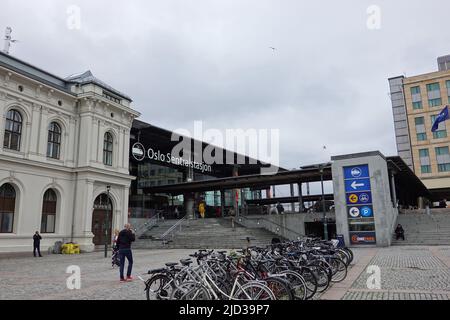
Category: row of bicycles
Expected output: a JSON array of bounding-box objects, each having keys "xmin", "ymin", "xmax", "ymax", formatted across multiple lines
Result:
[{"xmin": 142, "ymin": 238, "xmax": 353, "ymax": 300}]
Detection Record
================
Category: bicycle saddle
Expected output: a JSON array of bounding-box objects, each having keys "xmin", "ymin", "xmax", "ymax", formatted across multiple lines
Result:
[
  {"xmin": 165, "ymin": 262, "xmax": 178, "ymax": 267},
  {"xmin": 180, "ymin": 259, "xmax": 193, "ymax": 266},
  {"xmin": 148, "ymin": 268, "xmax": 166, "ymax": 274}
]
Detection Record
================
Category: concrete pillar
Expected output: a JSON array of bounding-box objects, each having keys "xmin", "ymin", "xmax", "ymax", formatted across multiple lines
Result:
[
  {"xmin": 390, "ymin": 172, "xmax": 398, "ymax": 209},
  {"xmin": 184, "ymin": 193, "xmax": 195, "ymax": 219}
]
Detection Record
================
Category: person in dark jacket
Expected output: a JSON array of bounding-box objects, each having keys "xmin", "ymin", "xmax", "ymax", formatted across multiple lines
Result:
[
  {"xmin": 395, "ymin": 224, "xmax": 405, "ymax": 240},
  {"xmin": 33, "ymin": 231, "xmax": 42, "ymax": 257},
  {"xmin": 116, "ymin": 224, "xmax": 136, "ymax": 282}
]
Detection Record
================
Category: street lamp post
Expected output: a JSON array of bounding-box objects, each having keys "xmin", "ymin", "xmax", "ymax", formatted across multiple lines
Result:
[
  {"xmin": 320, "ymin": 166, "xmax": 328, "ymax": 241},
  {"xmin": 104, "ymin": 185, "xmax": 111, "ymax": 258}
]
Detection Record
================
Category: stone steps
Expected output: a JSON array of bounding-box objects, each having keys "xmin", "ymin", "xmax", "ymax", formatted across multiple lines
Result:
[
  {"xmin": 392, "ymin": 213, "xmax": 450, "ymax": 245},
  {"xmin": 134, "ymin": 218, "xmax": 281, "ymax": 249}
]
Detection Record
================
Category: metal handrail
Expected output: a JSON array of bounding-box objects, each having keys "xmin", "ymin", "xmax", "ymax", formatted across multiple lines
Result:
[
  {"xmin": 160, "ymin": 215, "xmax": 187, "ymax": 240},
  {"xmin": 135, "ymin": 213, "xmax": 160, "ymax": 238},
  {"xmin": 236, "ymin": 215, "xmax": 304, "ymax": 238}
]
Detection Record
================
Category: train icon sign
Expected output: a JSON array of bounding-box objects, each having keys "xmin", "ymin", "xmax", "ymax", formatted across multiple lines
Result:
[
  {"xmin": 351, "ymin": 167, "xmax": 362, "ymax": 178},
  {"xmin": 344, "ymin": 165, "xmax": 370, "ymax": 180}
]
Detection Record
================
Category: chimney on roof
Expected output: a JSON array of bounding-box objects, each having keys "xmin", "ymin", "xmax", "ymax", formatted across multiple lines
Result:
[{"xmin": 437, "ymin": 54, "xmax": 450, "ymax": 71}]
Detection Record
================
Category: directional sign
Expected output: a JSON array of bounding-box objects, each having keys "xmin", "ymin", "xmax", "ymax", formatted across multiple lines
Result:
[
  {"xmin": 348, "ymin": 207, "xmax": 360, "ymax": 218},
  {"xmin": 346, "ymin": 192, "xmax": 372, "ymax": 205},
  {"xmin": 348, "ymin": 194, "xmax": 359, "ymax": 204},
  {"xmin": 344, "ymin": 178, "xmax": 371, "ymax": 192},
  {"xmin": 344, "ymin": 165, "xmax": 370, "ymax": 180}
]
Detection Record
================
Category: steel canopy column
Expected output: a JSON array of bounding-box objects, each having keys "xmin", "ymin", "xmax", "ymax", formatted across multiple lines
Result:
[
  {"xmin": 298, "ymin": 183, "xmax": 303, "ymax": 213},
  {"xmin": 290, "ymin": 184, "xmax": 295, "ymax": 212}
]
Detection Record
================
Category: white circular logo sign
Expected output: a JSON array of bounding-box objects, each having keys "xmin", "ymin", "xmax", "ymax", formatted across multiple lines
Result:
[
  {"xmin": 349, "ymin": 207, "xmax": 360, "ymax": 218},
  {"xmin": 131, "ymin": 142, "xmax": 145, "ymax": 161}
]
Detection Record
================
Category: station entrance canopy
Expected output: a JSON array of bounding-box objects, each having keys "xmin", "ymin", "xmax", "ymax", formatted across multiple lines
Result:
[{"xmin": 142, "ymin": 155, "xmax": 430, "ymax": 207}]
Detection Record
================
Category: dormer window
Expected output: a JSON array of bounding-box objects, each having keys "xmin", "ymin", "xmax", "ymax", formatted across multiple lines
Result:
[{"xmin": 102, "ymin": 90, "xmax": 121, "ymax": 104}]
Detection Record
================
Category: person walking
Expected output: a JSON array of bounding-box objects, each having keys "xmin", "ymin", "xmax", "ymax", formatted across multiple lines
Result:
[
  {"xmin": 116, "ymin": 224, "xmax": 135, "ymax": 282},
  {"xmin": 33, "ymin": 231, "xmax": 42, "ymax": 257}
]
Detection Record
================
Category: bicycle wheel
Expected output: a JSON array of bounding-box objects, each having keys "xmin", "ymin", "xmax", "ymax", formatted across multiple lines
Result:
[
  {"xmin": 310, "ymin": 265, "xmax": 330, "ymax": 293},
  {"xmin": 171, "ymin": 281, "xmax": 205, "ymax": 300},
  {"xmin": 279, "ymin": 270, "xmax": 308, "ymax": 300},
  {"xmin": 329, "ymin": 258, "xmax": 347, "ymax": 283},
  {"xmin": 265, "ymin": 277, "xmax": 294, "ymax": 300},
  {"xmin": 297, "ymin": 267, "xmax": 318, "ymax": 300},
  {"xmin": 233, "ymin": 281, "xmax": 276, "ymax": 300},
  {"xmin": 145, "ymin": 274, "xmax": 173, "ymax": 300},
  {"xmin": 343, "ymin": 248, "xmax": 354, "ymax": 264},
  {"xmin": 335, "ymin": 249, "xmax": 350, "ymax": 267},
  {"xmin": 180, "ymin": 284, "xmax": 212, "ymax": 300}
]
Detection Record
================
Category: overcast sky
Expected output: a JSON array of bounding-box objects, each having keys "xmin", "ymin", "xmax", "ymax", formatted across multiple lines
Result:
[{"xmin": 2, "ymin": 0, "xmax": 450, "ymax": 175}]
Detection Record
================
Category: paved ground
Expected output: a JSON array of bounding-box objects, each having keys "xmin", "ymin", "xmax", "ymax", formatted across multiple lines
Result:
[
  {"xmin": 1, "ymin": 246, "xmax": 450, "ymax": 300},
  {"xmin": 0, "ymin": 249, "xmax": 201, "ymax": 300},
  {"xmin": 321, "ymin": 246, "xmax": 450, "ymax": 300}
]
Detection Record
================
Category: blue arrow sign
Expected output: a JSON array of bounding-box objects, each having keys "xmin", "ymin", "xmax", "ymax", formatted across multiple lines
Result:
[{"xmin": 345, "ymin": 178, "xmax": 371, "ymax": 192}]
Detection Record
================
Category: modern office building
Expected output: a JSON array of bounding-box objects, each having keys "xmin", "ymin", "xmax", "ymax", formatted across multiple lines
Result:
[{"xmin": 389, "ymin": 55, "xmax": 450, "ymax": 201}]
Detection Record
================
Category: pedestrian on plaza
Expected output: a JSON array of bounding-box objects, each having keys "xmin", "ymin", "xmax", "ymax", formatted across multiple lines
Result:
[
  {"xmin": 395, "ymin": 224, "xmax": 405, "ymax": 241},
  {"xmin": 33, "ymin": 231, "xmax": 42, "ymax": 257},
  {"xmin": 116, "ymin": 223, "xmax": 136, "ymax": 282},
  {"xmin": 199, "ymin": 202, "xmax": 206, "ymax": 219}
]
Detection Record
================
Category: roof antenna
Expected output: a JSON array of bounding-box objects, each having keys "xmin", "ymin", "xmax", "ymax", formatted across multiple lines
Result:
[{"xmin": 3, "ymin": 27, "xmax": 18, "ymax": 55}]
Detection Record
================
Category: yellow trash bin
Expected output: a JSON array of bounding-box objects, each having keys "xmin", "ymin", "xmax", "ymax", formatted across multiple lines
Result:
[
  {"xmin": 61, "ymin": 243, "xmax": 74, "ymax": 254},
  {"xmin": 72, "ymin": 244, "xmax": 80, "ymax": 254}
]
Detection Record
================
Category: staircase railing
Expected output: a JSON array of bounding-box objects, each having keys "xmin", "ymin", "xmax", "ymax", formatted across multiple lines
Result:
[
  {"xmin": 160, "ymin": 215, "xmax": 187, "ymax": 243},
  {"xmin": 236, "ymin": 215, "xmax": 304, "ymax": 240},
  {"xmin": 135, "ymin": 212, "xmax": 160, "ymax": 238}
]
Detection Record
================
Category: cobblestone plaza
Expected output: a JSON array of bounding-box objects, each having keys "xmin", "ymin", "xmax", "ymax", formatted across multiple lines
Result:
[{"xmin": 0, "ymin": 246, "xmax": 450, "ymax": 300}]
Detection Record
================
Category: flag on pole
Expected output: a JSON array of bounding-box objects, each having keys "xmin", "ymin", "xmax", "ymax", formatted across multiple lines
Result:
[{"xmin": 432, "ymin": 105, "xmax": 449, "ymax": 132}]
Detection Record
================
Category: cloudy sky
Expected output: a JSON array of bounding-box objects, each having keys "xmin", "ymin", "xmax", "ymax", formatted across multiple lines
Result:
[{"xmin": 2, "ymin": 0, "xmax": 450, "ymax": 174}]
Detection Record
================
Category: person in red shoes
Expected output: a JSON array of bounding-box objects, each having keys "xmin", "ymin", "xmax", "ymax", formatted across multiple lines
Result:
[{"xmin": 116, "ymin": 223, "xmax": 135, "ymax": 282}]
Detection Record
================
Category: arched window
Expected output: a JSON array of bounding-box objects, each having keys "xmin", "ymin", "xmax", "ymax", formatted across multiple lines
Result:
[
  {"xmin": 3, "ymin": 109, "xmax": 22, "ymax": 151},
  {"xmin": 41, "ymin": 189, "xmax": 57, "ymax": 233},
  {"xmin": 47, "ymin": 122, "xmax": 61, "ymax": 159},
  {"xmin": 0, "ymin": 183, "xmax": 16, "ymax": 233},
  {"xmin": 103, "ymin": 132, "xmax": 113, "ymax": 166}
]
